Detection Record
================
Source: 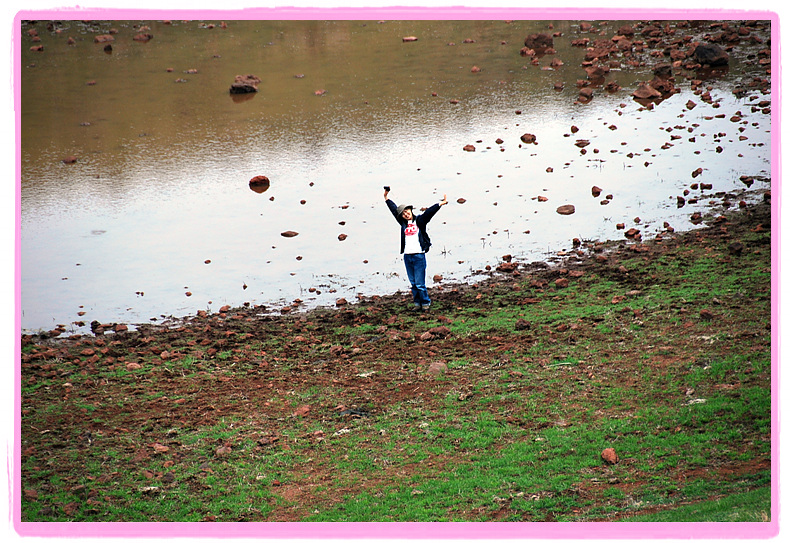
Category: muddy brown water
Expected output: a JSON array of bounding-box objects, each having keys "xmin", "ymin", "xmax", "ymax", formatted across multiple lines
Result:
[{"xmin": 19, "ymin": 18, "xmax": 772, "ymax": 334}]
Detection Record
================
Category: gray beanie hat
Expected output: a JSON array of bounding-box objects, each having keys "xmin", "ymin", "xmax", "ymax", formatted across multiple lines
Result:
[{"xmin": 396, "ymin": 204, "xmax": 414, "ymax": 216}]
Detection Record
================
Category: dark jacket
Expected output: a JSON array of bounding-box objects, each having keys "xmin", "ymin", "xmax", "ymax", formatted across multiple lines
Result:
[{"xmin": 386, "ymin": 199, "xmax": 442, "ymax": 254}]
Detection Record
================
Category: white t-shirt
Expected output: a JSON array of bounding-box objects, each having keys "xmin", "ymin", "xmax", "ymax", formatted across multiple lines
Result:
[{"xmin": 403, "ymin": 220, "xmax": 423, "ymax": 254}]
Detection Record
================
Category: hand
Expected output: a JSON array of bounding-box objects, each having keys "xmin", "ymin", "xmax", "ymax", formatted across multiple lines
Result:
[{"xmin": 440, "ymin": 194, "xmax": 448, "ymax": 206}]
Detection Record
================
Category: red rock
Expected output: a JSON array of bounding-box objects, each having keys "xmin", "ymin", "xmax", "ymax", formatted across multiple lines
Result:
[
  {"xmin": 249, "ymin": 175, "xmax": 270, "ymax": 193},
  {"xmin": 515, "ymin": 319, "xmax": 531, "ymax": 331},
  {"xmin": 402, "ymin": 36, "xmax": 418, "ymax": 42},
  {"xmin": 281, "ymin": 231, "xmax": 299, "ymax": 238},
  {"xmin": 463, "ymin": 144, "xmax": 476, "ymax": 152},
  {"xmin": 497, "ymin": 262, "xmax": 518, "ymax": 273},
  {"xmin": 520, "ymin": 133, "xmax": 537, "ymax": 144},
  {"xmin": 591, "ymin": 186, "xmax": 602, "ymax": 197},
  {"xmin": 556, "ymin": 204, "xmax": 575, "ymax": 215},
  {"xmin": 338, "ymin": 234, "xmax": 348, "ymax": 241},
  {"xmin": 428, "ymin": 326, "xmax": 451, "ymax": 338},
  {"xmin": 601, "ymin": 448, "xmax": 619, "ymax": 464},
  {"xmin": 427, "ymin": 361, "xmax": 448, "ymax": 375},
  {"xmin": 229, "ymin": 74, "xmax": 260, "ymax": 94},
  {"xmin": 632, "ymin": 82, "xmax": 662, "ymax": 100},
  {"xmin": 293, "ymin": 405, "xmax": 311, "ymax": 417},
  {"xmin": 554, "ymin": 278, "xmax": 569, "ymax": 288},
  {"xmin": 524, "ymin": 33, "xmax": 554, "ymax": 50}
]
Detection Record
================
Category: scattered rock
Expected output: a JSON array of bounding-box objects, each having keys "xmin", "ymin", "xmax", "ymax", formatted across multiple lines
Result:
[
  {"xmin": 520, "ymin": 133, "xmax": 537, "ymax": 144},
  {"xmin": 427, "ymin": 361, "xmax": 448, "ymax": 375},
  {"xmin": 497, "ymin": 262, "xmax": 519, "ymax": 273},
  {"xmin": 632, "ymin": 82, "xmax": 662, "ymax": 100},
  {"xmin": 281, "ymin": 231, "xmax": 299, "ymax": 238},
  {"xmin": 230, "ymin": 74, "xmax": 260, "ymax": 94},
  {"xmin": 524, "ymin": 33, "xmax": 554, "ymax": 50},
  {"xmin": 692, "ymin": 43, "xmax": 729, "ymax": 66},
  {"xmin": 601, "ymin": 448, "xmax": 619, "ymax": 465},
  {"xmin": 249, "ymin": 175, "xmax": 270, "ymax": 193},
  {"xmin": 728, "ymin": 241, "xmax": 745, "ymax": 256},
  {"xmin": 556, "ymin": 204, "xmax": 575, "ymax": 216},
  {"xmin": 515, "ymin": 319, "xmax": 531, "ymax": 331}
]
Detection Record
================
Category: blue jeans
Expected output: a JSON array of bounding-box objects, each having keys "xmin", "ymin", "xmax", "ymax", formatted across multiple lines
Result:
[{"xmin": 403, "ymin": 253, "xmax": 431, "ymax": 307}]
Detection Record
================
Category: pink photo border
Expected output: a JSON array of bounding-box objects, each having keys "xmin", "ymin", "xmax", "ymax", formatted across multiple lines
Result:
[{"xmin": 11, "ymin": 4, "xmax": 781, "ymax": 540}]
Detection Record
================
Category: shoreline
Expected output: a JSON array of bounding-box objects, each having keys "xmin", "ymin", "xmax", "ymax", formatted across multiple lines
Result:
[{"xmin": 22, "ymin": 186, "xmax": 771, "ymax": 344}]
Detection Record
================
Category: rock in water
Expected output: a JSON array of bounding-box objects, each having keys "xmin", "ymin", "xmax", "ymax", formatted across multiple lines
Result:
[
  {"xmin": 692, "ymin": 43, "xmax": 729, "ymax": 66},
  {"xmin": 556, "ymin": 204, "xmax": 576, "ymax": 215},
  {"xmin": 230, "ymin": 74, "xmax": 261, "ymax": 94}
]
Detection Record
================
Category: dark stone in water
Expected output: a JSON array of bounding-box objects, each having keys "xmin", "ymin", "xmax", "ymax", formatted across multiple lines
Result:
[
  {"xmin": 692, "ymin": 43, "xmax": 729, "ymax": 67},
  {"xmin": 230, "ymin": 74, "xmax": 261, "ymax": 94},
  {"xmin": 249, "ymin": 175, "xmax": 270, "ymax": 193}
]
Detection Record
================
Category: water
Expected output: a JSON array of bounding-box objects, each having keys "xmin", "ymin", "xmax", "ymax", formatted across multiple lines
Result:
[{"xmin": 19, "ymin": 19, "xmax": 772, "ymax": 333}]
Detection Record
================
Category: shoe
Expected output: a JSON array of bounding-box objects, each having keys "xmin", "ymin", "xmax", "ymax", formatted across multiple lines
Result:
[{"xmin": 421, "ymin": 303, "xmax": 431, "ymax": 311}]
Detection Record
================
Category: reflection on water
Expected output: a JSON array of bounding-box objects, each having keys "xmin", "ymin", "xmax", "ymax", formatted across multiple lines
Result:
[{"xmin": 19, "ymin": 18, "xmax": 772, "ymax": 333}]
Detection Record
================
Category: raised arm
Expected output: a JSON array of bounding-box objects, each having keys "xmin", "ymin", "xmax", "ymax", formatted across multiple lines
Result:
[{"xmin": 418, "ymin": 195, "xmax": 448, "ymax": 225}]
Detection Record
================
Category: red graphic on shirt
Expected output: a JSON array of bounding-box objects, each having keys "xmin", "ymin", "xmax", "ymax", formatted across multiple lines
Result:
[{"xmin": 405, "ymin": 222, "xmax": 418, "ymax": 236}]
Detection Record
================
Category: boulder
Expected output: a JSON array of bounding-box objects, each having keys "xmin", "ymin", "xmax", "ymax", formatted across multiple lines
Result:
[
  {"xmin": 524, "ymin": 33, "xmax": 554, "ymax": 50},
  {"xmin": 230, "ymin": 74, "xmax": 261, "ymax": 94},
  {"xmin": 692, "ymin": 43, "xmax": 729, "ymax": 66},
  {"xmin": 632, "ymin": 82, "xmax": 662, "ymax": 100},
  {"xmin": 601, "ymin": 448, "xmax": 619, "ymax": 464}
]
